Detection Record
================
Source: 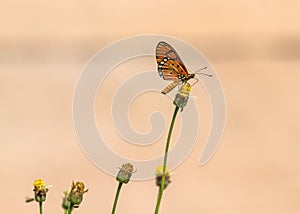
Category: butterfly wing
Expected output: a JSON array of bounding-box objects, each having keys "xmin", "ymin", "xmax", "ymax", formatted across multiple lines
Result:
[{"xmin": 156, "ymin": 41, "xmax": 189, "ymax": 81}]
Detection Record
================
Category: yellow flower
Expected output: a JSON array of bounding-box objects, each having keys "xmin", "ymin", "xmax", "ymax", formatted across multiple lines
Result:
[
  {"xmin": 155, "ymin": 166, "xmax": 170, "ymax": 176},
  {"xmin": 33, "ymin": 179, "xmax": 49, "ymax": 203},
  {"xmin": 33, "ymin": 179, "xmax": 46, "ymax": 191}
]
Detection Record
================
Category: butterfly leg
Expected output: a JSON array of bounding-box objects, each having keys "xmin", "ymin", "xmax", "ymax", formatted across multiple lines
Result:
[
  {"xmin": 190, "ymin": 77, "xmax": 199, "ymax": 87},
  {"xmin": 177, "ymin": 81, "xmax": 183, "ymax": 90}
]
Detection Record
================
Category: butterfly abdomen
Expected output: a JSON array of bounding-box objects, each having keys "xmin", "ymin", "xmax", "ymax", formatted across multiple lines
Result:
[{"xmin": 161, "ymin": 80, "xmax": 180, "ymax": 95}]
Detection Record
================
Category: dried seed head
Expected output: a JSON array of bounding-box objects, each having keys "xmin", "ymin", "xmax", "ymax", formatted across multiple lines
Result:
[
  {"xmin": 116, "ymin": 163, "xmax": 135, "ymax": 184},
  {"xmin": 68, "ymin": 181, "xmax": 88, "ymax": 208}
]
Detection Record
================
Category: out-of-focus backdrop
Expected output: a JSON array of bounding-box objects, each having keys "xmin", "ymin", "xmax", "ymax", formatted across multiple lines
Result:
[{"xmin": 1, "ymin": 0, "xmax": 300, "ymax": 213}]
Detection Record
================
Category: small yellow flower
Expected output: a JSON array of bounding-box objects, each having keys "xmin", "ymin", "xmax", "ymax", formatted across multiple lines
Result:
[
  {"xmin": 34, "ymin": 179, "xmax": 46, "ymax": 190},
  {"xmin": 155, "ymin": 166, "xmax": 170, "ymax": 176},
  {"xmin": 33, "ymin": 179, "xmax": 49, "ymax": 203}
]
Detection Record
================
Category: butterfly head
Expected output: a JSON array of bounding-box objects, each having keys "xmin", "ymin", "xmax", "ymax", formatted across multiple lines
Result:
[
  {"xmin": 190, "ymin": 73, "xmax": 195, "ymax": 79},
  {"xmin": 181, "ymin": 73, "xmax": 195, "ymax": 82}
]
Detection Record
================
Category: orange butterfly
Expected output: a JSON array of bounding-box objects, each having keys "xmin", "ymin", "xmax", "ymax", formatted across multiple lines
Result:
[{"xmin": 156, "ymin": 41, "xmax": 211, "ymax": 94}]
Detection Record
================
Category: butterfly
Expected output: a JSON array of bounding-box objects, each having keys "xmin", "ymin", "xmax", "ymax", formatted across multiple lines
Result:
[{"xmin": 156, "ymin": 41, "xmax": 211, "ymax": 94}]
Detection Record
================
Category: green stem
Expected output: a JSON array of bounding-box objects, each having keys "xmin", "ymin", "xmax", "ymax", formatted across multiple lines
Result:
[
  {"xmin": 39, "ymin": 202, "xmax": 43, "ymax": 214},
  {"xmin": 155, "ymin": 106, "xmax": 179, "ymax": 214},
  {"xmin": 112, "ymin": 182, "xmax": 123, "ymax": 214},
  {"xmin": 67, "ymin": 203, "xmax": 73, "ymax": 214}
]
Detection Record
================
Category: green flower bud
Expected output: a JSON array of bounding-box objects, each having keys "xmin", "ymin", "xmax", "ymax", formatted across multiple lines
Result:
[
  {"xmin": 62, "ymin": 191, "xmax": 71, "ymax": 210},
  {"xmin": 173, "ymin": 83, "xmax": 192, "ymax": 111}
]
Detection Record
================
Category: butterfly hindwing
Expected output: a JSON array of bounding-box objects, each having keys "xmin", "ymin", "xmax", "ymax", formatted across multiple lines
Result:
[{"xmin": 158, "ymin": 59, "xmax": 187, "ymax": 81}]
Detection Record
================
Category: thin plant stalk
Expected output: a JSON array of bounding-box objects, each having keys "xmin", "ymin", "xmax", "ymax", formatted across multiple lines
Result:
[
  {"xmin": 39, "ymin": 202, "xmax": 43, "ymax": 214},
  {"xmin": 67, "ymin": 203, "xmax": 74, "ymax": 214},
  {"xmin": 155, "ymin": 106, "xmax": 179, "ymax": 214},
  {"xmin": 112, "ymin": 182, "xmax": 123, "ymax": 214}
]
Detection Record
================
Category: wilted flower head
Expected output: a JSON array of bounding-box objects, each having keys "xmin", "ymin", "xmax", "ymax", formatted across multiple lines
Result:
[
  {"xmin": 68, "ymin": 181, "xmax": 88, "ymax": 208},
  {"xmin": 155, "ymin": 166, "xmax": 171, "ymax": 189},
  {"xmin": 33, "ymin": 179, "xmax": 49, "ymax": 203},
  {"xmin": 173, "ymin": 83, "xmax": 192, "ymax": 111},
  {"xmin": 116, "ymin": 163, "xmax": 135, "ymax": 184}
]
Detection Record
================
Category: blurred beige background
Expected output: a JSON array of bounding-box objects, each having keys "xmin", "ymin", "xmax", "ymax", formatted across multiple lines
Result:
[{"xmin": 1, "ymin": 0, "xmax": 300, "ymax": 213}]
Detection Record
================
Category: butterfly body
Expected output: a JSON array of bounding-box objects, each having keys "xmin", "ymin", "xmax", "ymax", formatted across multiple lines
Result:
[{"xmin": 156, "ymin": 41, "xmax": 197, "ymax": 94}]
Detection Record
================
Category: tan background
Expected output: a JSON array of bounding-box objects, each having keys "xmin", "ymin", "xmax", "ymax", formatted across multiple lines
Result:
[{"xmin": 1, "ymin": 0, "xmax": 300, "ymax": 213}]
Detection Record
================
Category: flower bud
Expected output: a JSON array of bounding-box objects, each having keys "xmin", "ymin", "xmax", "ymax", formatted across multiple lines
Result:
[
  {"xmin": 62, "ymin": 191, "xmax": 71, "ymax": 210},
  {"xmin": 173, "ymin": 83, "xmax": 192, "ymax": 111},
  {"xmin": 155, "ymin": 166, "xmax": 171, "ymax": 189}
]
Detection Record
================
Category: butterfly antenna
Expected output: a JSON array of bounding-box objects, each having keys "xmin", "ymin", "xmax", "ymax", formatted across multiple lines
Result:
[{"xmin": 195, "ymin": 67, "xmax": 213, "ymax": 77}]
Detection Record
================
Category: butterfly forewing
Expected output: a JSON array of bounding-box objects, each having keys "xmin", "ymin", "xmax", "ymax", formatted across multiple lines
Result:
[{"xmin": 156, "ymin": 42, "xmax": 189, "ymax": 81}]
